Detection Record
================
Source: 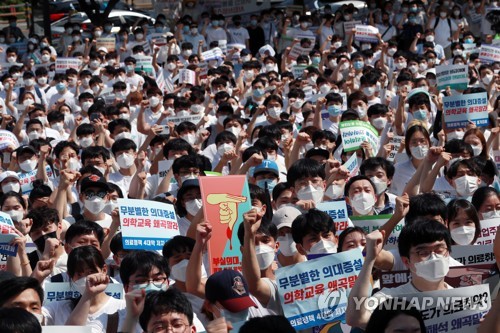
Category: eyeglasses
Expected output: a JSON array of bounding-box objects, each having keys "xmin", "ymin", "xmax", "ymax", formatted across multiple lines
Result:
[
  {"xmin": 412, "ymin": 245, "xmax": 448, "ymax": 260},
  {"xmin": 150, "ymin": 320, "xmax": 188, "ymax": 333},
  {"xmin": 84, "ymin": 191, "xmax": 107, "ymax": 200},
  {"xmin": 133, "ymin": 276, "xmax": 167, "ymax": 288}
]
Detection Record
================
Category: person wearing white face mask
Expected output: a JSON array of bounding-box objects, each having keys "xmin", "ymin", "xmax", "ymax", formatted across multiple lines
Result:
[
  {"xmin": 77, "ymin": 175, "xmax": 113, "ymax": 228},
  {"xmin": 345, "ymin": 176, "xmax": 379, "ymax": 216},
  {"xmin": 447, "ymin": 159, "xmax": 481, "ymax": 198},
  {"xmin": 123, "ymin": 57, "xmax": 145, "ymax": 93},
  {"xmin": 109, "ymin": 139, "xmax": 138, "ymax": 198},
  {"xmin": 360, "ymin": 73, "xmax": 381, "ymax": 106},
  {"xmin": 288, "ymin": 159, "xmax": 326, "ymax": 210},
  {"xmin": 463, "ymin": 128, "xmax": 486, "ymax": 158},
  {"xmin": 175, "ymin": 179, "xmax": 203, "ymax": 236},
  {"xmin": 271, "ymin": 206, "xmax": 305, "ymax": 267},
  {"xmin": 137, "ymin": 87, "xmax": 166, "ymax": 135},
  {"xmin": 213, "ymin": 131, "xmax": 238, "ymax": 174},
  {"xmin": 337, "ymin": 226, "xmax": 367, "ymax": 253},
  {"xmin": 291, "ymin": 209, "xmax": 338, "ymax": 257},
  {"xmin": 446, "ymin": 199, "xmax": 480, "ymax": 246},
  {"xmin": 16, "ymin": 72, "xmax": 48, "ymax": 110},
  {"xmin": 346, "ymin": 220, "xmax": 458, "ymax": 329},
  {"xmin": 368, "ymin": 104, "xmax": 390, "ymax": 135},
  {"xmin": 0, "ymin": 171, "xmax": 21, "ymax": 195},
  {"xmin": 360, "ymin": 158, "xmax": 397, "ymax": 214},
  {"xmin": 472, "ymin": 187, "xmax": 500, "ymax": 221},
  {"xmin": 349, "ymin": 93, "xmax": 369, "ymax": 121}
]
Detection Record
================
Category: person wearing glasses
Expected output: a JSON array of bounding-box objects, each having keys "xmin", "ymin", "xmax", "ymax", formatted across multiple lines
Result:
[
  {"xmin": 346, "ymin": 218, "xmax": 456, "ymax": 329},
  {"xmin": 77, "ymin": 174, "xmax": 114, "ymax": 229}
]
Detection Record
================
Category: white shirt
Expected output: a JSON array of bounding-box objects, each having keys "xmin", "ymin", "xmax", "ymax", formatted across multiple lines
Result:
[
  {"xmin": 205, "ymin": 27, "xmax": 227, "ymax": 45},
  {"xmin": 390, "ymin": 159, "xmax": 416, "ymax": 196},
  {"xmin": 228, "ymin": 27, "xmax": 250, "ymax": 45},
  {"xmin": 108, "ymin": 170, "xmax": 135, "ymax": 197}
]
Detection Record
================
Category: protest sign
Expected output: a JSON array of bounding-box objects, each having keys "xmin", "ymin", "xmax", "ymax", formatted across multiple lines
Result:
[
  {"xmin": 342, "ymin": 153, "xmax": 359, "ymax": 178},
  {"xmin": 0, "ymin": 129, "xmax": 19, "ymax": 150},
  {"xmin": 463, "ymin": 43, "xmax": 478, "ymax": 58},
  {"xmin": 452, "ymin": 244, "xmax": 496, "ymax": 265},
  {"xmin": 199, "ymin": 175, "xmax": 251, "ymax": 274},
  {"xmin": 201, "ymin": 48, "xmax": 223, "ymax": 61},
  {"xmin": 316, "ymin": 201, "xmax": 352, "ymax": 235},
  {"xmin": 117, "ymin": 198, "xmax": 180, "ymax": 250},
  {"xmin": 227, "ymin": 43, "xmax": 246, "ymax": 51},
  {"xmin": 43, "ymin": 327, "xmax": 91, "ymax": 333},
  {"xmin": 289, "ymin": 43, "xmax": 313, "ymax": 60},
  {"xmin": 0, "ymin": 212, "xmax": 18, "ymax": 256},
  {"xmin": 276, "ymin": 249, "xmax": 364, "ymax": 331},
  {"xmin": 350, "ymin": 214, "xmax": 403, "ymax": 250},
  {"xmin": 443, "ymin": 92, "xmax": 489, "ymax": 129},
  {"xmin": 18, "ymin": 165, "xmax": 54, "ymax": 195},
  {"xmin": 218, "ymin": 39, "xmax": 227, "ymax": 53},
  {"xmin": 475, "ymin": 217, "xmax": 499, "ymax": 245},
  {"xmin": 96, "ymin": 37, "xmax": 116, "ymax": 52},
  {"xmin": 479, "ymin": 44, "xmax": 500, "ymax": 64},
  {"xmin": 158, "ymin": 160, "xmax": 174, "ymax": 179},
  {"xmin": 44, "ymin": 282, "xmax": 124, "ymax": 304},
  {"xmin": 354, "ymin": 25, "xmax": 379, "ymax": 43},
  {"xmin": 343, "ymin": 21, "xmax": 362, "ymax": 32},
  {"xmin": 494, "ymin": 150, "xmax": 500, "ymax": 170},
  {"xmin": 436, "ymin": 64, "xmax": 468, "ymax": 91},
  {"xmin": 292, "ymin": 65, "xmax": 307, "ymax": 79},
  {"xmin": 55, "ymin": 58, "xmax": 82, "ymax": 73},
  {"xmin": 134, "ymin": 55, "xmax": 154, "ymax": 75},
  {"xmin": 387, "ymin": 135, "xmax": 404, "ymax": 162},
  {"xmin": 166, "ymin": 114, "xmax": 203, "ymax": 126},
  {"xmin": 339, "ymin": 120, "xmax": 379, "ymax": 153},
  {"xmin": 179, "ymin": 69, "xmax": 196, "ymax": 85}
]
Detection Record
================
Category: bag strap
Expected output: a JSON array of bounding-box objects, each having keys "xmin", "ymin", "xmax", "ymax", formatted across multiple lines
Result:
[{"xmin": 106, "ymin": 311, "xmax": 119, "ymax": 333}]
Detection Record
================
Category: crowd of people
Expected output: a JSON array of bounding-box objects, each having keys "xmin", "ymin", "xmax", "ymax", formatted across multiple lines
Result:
[{"xmin": 0, "ymin": 0, "xmax": 500, "ymax": 332}]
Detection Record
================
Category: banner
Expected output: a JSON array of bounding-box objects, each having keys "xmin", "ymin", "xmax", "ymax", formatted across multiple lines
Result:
[
  {"xmin": 134, "ymin": 55, "xmax": 154, "ymax": 75},
  {"xmin": 0, "ymin": 212, "xmax": 18, "ymax": 256},
  {"xmin": 276, "ymin": 249, "xmax": 364, "ymax": 331},
  {"xmin": 96, "ymin": 37, "xmax": 116, "ymax": 52},
  {"xmin": 475, "ymin": 217, "xmax": 499, "ymax": 245},
  {"xmin": 213, "ymin": 0, "xmax": 271, "ymax": 16},
  {"xmin": 117, "ymin": 199, "xmax": 180, "ymax": 250},
  {"xmin": 316, "ymin": 201, "xmax": 352, "ymax": 235},
  {"xmin": 443, "ymin": 92, "xmax": 489, "ymax": 129},
  {"xmin": 55, "ymin": 58, "xmax": 82, "ymax": 73},
  {"xmin": 199, "ymin": 175, "xmax": 251, "ymax": 274},
  {"xmin": 339, "ymin": 120, "xmax": 379, "ymax": 153},
  {"xmin": 44, "ymin": 282, "xmax": 124, "ymax": 304},
  {"xmin": 350, "ymin": 214, "xmax": 403, "ymax": 250},
  {"xmin": 158, "ymin": 160, "xmax": 174, "ymax": 179},
  {"xmin": 436, "ymin": 64, "xmax": 468, "ymax": 91},
  {"xmin": 354, "ymin": 25, "xmax": 379, "ymax": 43},
  {"xmin": 451, "ymin": 244, "xmax": 496, "ymax": 265},
  {"xmin": 166, "ymin": 114, "xmax": 203, "ymax": 126},
  {"xmin": 479, "ymin": 44, "xmax": 500, "ymax": 64},
  {"xmin": 18, "ymin": 165, "xmax": 55, "ymax": 195},
  {"xmin": 0, "ymin": 130, "xmax": 19, "ymax": 151},
  {"xmin": 179, "ymin": 69, "xmax": 196, "ymax": 85}
]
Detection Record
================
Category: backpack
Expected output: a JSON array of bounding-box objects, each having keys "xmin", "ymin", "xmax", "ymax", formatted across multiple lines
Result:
[
  {"xmin": 434, "ymin": 17, "xmax": 452, "ymax": 37},
  {"xmin": 18, "ymin": 86, "xmax": 43, "ymax": 104}
]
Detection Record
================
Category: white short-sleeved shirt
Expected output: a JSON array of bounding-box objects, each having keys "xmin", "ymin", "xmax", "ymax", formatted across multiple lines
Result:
[{"xmin": 389, "ymin": 159, "xmax": 416, "ymax": 196}]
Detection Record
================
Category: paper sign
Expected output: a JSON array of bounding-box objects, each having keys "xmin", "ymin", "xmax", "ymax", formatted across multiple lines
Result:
[
  {"xmin": 343, "ymin": 21, "xmax": 362, "ymax": 32},
  {"xmin": 0, "ymin": 212, "xmax": 18, "ymax": 256},
  {"xmin": 179, "ymin": 69, "xmax": 196, "ymax": 85},
  {"xmin": 451, "ymin": 244, "xmax": 496, "ymax": 265},
  {"xmin": 316, "ymin": 201, "xmax": 352, "ymax": 235},
  {"xmin": 443, "ymin": 92, "xmax": 489, "ymax": 129},
  {"xmin": 117, "ymin": 198, "xmax": 180, "ymax": 250},
  {"xmin": 276, "ymin": 249, "xmax": 364, "ymax": 331},
  {"xmin": 292, "ymin": 65, "xmax": 307, "ymax": 79},
  {"xmin": 43, "ymin": 327, "xmax": 91, "ymax": 333},
  {"xmin": 134, "ymin": 55, "xmax": 154, "ymax": 75},
  {"xmin": 350, "ymin": 214, "xmax": 403, "ymax": 250},
  {"xmin": 18, "ymin": 165, "xmax": 54, "ymax": 195},
  {"xmin": 436, "ymin": 64, "xmax": 468, "ymax": 91},
  {"xmin": 342, "ymin": 153, "xmax": 359, "ymax": 178},
  {"xmin": 493, "ymin": 150, "xmax": 500, "ymax": 171},
  {"xmin": 354, "ymin": 25, "xmax": 379, "ymax": 43},
  {"xmin": 0, "ymin": 130, "xmax": 20, "ymax": 150},
  {"xmin": 96, "ymin": 37, "xmax": 116, "ymax": 52},
  {"xmin": 463, "ymin": 43, "xmax": 478, "ymax": 58},
  {"xmin": 166, "ymin": 114, "xmax": 203, "ymax": 126},
  {"xmin": 44, "ymin": 282, "xmax": 124, "ymax": 304},
  {"xmin": 479, "ymin": 44, "xmax": 500, "ymax": 64},
  {"xmin": 387, "ymin": 135, "xmax": 404, "ymax": 162},
  {"xmin": 289, "ymin": 43, "xmax": 313, "ymax": 60},
  {"xmin": 339, "ymin": 120, "xmax": 379, "ymax": 153},
  {"xmin": 199, "ymin": 175, "xmax": 251, "ymax": 274},
  {"xmin": 158, "ymin": 160, "xmax": 174, "ymax": 179},
  {"xmin": 202, "ymin": 48, "xmax": 224, "ymax": 61},
  {"xmin": 474, "ymin": 218, "xmax": 499, "ymax": 245},
  {"xmin": 218, "ymin": 40, "xmax": 228, "ymax": 53},
  {"xmin": 227, "ymin": 43, "xmax": 246, "ymax": 51},
  {"xmin": 55, "ymin": 58, "xmax": 82, "ymax": 73}
]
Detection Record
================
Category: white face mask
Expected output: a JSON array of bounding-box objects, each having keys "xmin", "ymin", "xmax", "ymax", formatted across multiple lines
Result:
[
  {"xmin": 454, "ymin": 175, "xmax": 478, "ymax": 197},
  {"xmin": 67, "ymin": 158, "xmax": 81, "ymax": 172},
  {"xmin": 446, "ymin": 131, "xmax": 464, "ymax": 141},
  {"xmin": 370, "ymin": 177, "xmax": 387, "ymax": 195},
  {"xmin": 149, "ymin": 96, "xmax": 161, "ymax": 107},
  {"xmin": 51, "ymin": 122, "xmax": 64, "ymax": 132},
  {"xmin": 307, "ymin": 239, "xmax": 337, "ymax": 255},
  {"xmin": 482, "ymin": 210, "xmax": 500, "ymax": 220},
  {"xmin": 226, "ymin": 126, "xmax": 241, "ymax": 137},
  {"xmin": 217, "ymin": 115, "xmax": 227, "ymax": 126},
  {"xmin": 116, "ymin": 153, "xmax": 135, "ymax": 169},
  {"xmin": 104, "ymin": 199, "xmax": 118, "ymax": 215},
  {"xmin": 180, "ymin": 174, "xmax": 197, "ymax": 185},
  {"xmin": 350, "ymin": 192, "xmax": 376, "ymax": 215},
  {"xmin": 325, "ymin": 184, "xmax": 344, "ymax": 199},
  {"xmin": 2, "ymin": 181, "xmax": 20, "ymax": 194},
  {"xmin": 79, "ymin": 136, "xmax": 93, "ymax": 148},
  {"xmin": 410, "ymin": 145, "xmax": 428, "ymax": 160},
  {"xmin": 450, "ymin": 226, "xmax": 476, "ymax": 245},
  {"xmin": 5, "ymin": 209, "xmax": 23, "ymax": 222},
  {"xmin": 356, "ymin": 106, "xmax": 367, "ymax": 118},
  {"xmin": 181, "ymin": 133, "xmax": 196, "ymax": 145},
  {"xmin": 19, "ymin": 159, "xmax": 37, "ymax": 172},
  {"xmin": 277, "ymin": 234, "xmax": 297, "ymax": 256},
  {"xmin": 84, "ymin": 197, "xmax": 106, "ymax": 215},
  {"xmin": 82, "ymin": 101, "xmax": 93, "ymax": 112},
  {"xmin": 217, "ymin": 143, "xmax": 233, "ymax": 156},
  {"xmin": 33, "ymin": 312, "xmax": 44, "ymax": 324},
  {"xmin": 37, "ymin": 77, "xmax": 48, "ymax": 85},
  {"xmin": 72, "ymin": 276, "xmax": 87, "ymax": 295},
  {"xmin": 267, "ymin": 106, "xmax": 282, "ymax": 119},
  {"xmin": 319, "ymin": 85, "xmax": 331, "ymax": 94},
  {"xmin": 371, "ymin": 117, "xmax": 387, "ymax": 130},
  {"xmin": 471, "ymin": 144, "xmax": 482, "ymax": 157},
  {"xmin": 185, "ymin": 198, "xmax": 202, "ymax": 216},
  {"xmin": 296, "ymin": 184, "xmax": 324, "ymax": 204},
  {"xmin": 170, "ymin": 259, "xmax": 189, "ymax": 282},
  {"xmin": 190, "ymin": 104, "xmax": 204, "ymax": 114},
  {"xmin": 115, "ymin": 132, "xmax": 133, "ymax": 141},
  {"xmin": 255, "ymin": 244, "xmax": 275, "ymax": 270},
  {"xmin": 413, "ymin": 253, "xmax": 449, "ymax": 282}
]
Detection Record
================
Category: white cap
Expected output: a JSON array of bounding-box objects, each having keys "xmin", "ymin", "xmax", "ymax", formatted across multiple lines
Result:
[
  {"xmin": 0, "ymin": 171, "xmax": 19, "ymax": 183},
  {"xmin": 271, "ymin": 206, "xmax": 302, "ymax": 229}
]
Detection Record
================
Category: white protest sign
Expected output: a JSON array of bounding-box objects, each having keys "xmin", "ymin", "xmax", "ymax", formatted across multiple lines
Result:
[
  {"xmin": 0, "ymin": 212, "xmax": 18, "ymax": 255},
  {"xmin": 463, "ymin": 44, "xmax": 477, "ymax": 58},
  {"xmin": 474, "ymin": 218, "xmax": 499, "ymax": 245},
  {"xmin": 44, "ymin": 282, "xmax": 124, "ymax": 304},
  {"xmin": 134, "ymin": 55, "xmax": 154, "ymax": 75},
  {"xmin": 451, "ymin": 244, "xmax": 496, "ymax": 265},
  {"xmin": 96, "ymin": 37, "xmax": 116, "ymax": 52},
  {"xmin": 0, "ymin": 130, "xmax": 19, "ymax": 150},
  {"xmin": 387, "ymin": 135, "xmax": 404, "ymax": 162},
  {"xmin": 18, "ymin": 165, "xmax": 54, "ymax": 195},
  {"xmin": 55, "ymin": 58, "xmax": 82, "ymax": 73},
  {"xmin": 443, "ymin": 92, "xmax": 489, "ymax": 129},
  {"xmin": 339, "ymin": 120, "xmax": 379, "ymax": 153},
  {"xmin": 43, "ymin": 327, "xmax": 91, "ymax": 333},
  {"xmin": 436, "ymin": 64, "xmax": 468, "ymax": 91},
  {"xmin": 202, "ymin": 48, "xmax": 223, "ymax": 61},
  {"xmin": 316, "ymin": 201, "xmax": 352, "ymax": 235},
  {"xmin": 166, "ymin": 114, "xmax": 203, "ymax": 126},
  {"xmin": 291, "ymin": 65, "xmax": 307, "ymax": 79},
  {"xmin": 342, "ymin": 153, "xmax": 359, "ymax": 178},
  {"xmin": 118, "ymin": 199, "xmax": 180, "ymax": 250},
  {"xmin": 479, "ymin": 44, "xmax": 500, "ymax": 64},
  {"xmin": 227, "ymin": 43, "xmax": 246, "ymax": 51},
  {"xmin": 179, "ymin": 69, "xmax": 196, "ymax": 85},
  {"xmin": 354, "ymin": 25, "xmax": 379, "ymax": 43},
  {"xmin": 351, "ymin": 215, "xmax": 403, "ymax": 249},
  {"xmin": 343, "ymin": 20, "xmax": 362, "ymax": 32},
  {"xmin": 289, "ymin": 44, "xmax": 313, "ymax": 60},
  {"xmin": 158, "ymin": 159, "xmax": 174, "ymax": 179},
  {"xmin": 218, "ymin": 40, "xmax": 227, "ymax": 53}
]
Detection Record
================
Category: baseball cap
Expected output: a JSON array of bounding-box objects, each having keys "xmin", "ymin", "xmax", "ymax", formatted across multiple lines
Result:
[
  {"xmin": 0, "ymin": 171, "xmax": 19, "ymax": 183},
  {"xmin": 205, "ymin": 270, "xmax": 257, "ymax": 313},
  {"xmin": 271, "ymin": 206, "xmax": 302, "ymax": 229},
  {"xmin": 16, "ymin": 145, "xmax": 37, "ymax": 156},
  {"xmin": 176, "ymin": 179, "xmax": 200, "ymax": 203},
  {"xmin": 80, "ymin": 174, "xmax": 110, "ymax": 193},
  {"xmin": 97, "ymin": 47, "xmax": 108, "ymax": 53},
  {"xmin": 253, "ymin": 160, "xmax": 279, "ymax": 178},
  {"xmin": 305, "ymin": 147, "xmax": 330, "ymax": 160}
]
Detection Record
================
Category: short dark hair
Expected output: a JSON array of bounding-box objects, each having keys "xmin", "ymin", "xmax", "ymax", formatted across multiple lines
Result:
[
  {"xmin": 67, "ymin": 245, "xmax": 105, "ymax": 279},
  {"xmin": 287, "ymin": 159, "xmax": 326, "ymax": 186},
  {"xmin": 53, "ymin": 141, "xmax": 79, "ymax": 159},
  {"xmin": 398, "ymin": 218, "xmax": 451, "ymax": 259},
  {"xmin": 337, "ymin": 227, "xmax": 366, "ymax": 252},
  {"xmin": 360, "ymin": 157, "xmax": 395, "ymax": 179},
  {"xmin": 238, "ymin": 219, "xmax": 277, "ymax": 246},
  {"xmin": 27, "ymin": 206, "xmax": 59, "ymax": 234},
  {"xmin": 111, "ymin": 138, "xmax": 137, "ymax": 156},
  {"xmin": 291, "ymin": 209, "xmax": 335, "ymax": 245},
  {"xmin": 446, "ymin": 158, "xmax": 480, "ymax": 179},
  {"xmin": 0, "ymin": 277, "xmax": 44, "ymax": 307},
  {"xmin": 405, "ymin": 193, "xmax": 447, "ymax": 225},
  {"xmin": 344, "ymin": 175, "xmax": 375, "ymax": 197},
  {"xmin": 139, "ymin": 289, "xmax": 194, "ymax": 331},
  {"xmin": 0, "ymin": 308, "xmax": 42, "ymax": 333},
  {"xmin": 162, "ymin": 236, "xmax": 195, "ymax": 262},
  {"xmin": 65, "ymin": 220, "xmax": 105, "ymax": 245},
  {"xmin": 120, "ymin": 250, "xmax": 170, "ymax": 287},
  {"xmin": 365, "ymin": 300, "xmax": 426, "ymax": 333},
  {"xmin": 240, "ymin": 315, "xmax": 295, "ymax": 333}
]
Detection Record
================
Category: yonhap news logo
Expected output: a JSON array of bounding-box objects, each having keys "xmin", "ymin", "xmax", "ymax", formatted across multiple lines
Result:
[{"xmin": 317, "ymin": 288, "xmax": 348, "ymax": 320}]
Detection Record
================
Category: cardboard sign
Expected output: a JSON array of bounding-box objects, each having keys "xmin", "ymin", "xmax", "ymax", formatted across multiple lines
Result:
[
  {"xmin": 44, "ymin": 282, "xmax": 124, "ymax": 304},
  {"xmin": 117, "ymin": 198, "xmax": 180, "ymax": 250},
  {"xmin": 479, "ymin": 44, "xmax": 500, "ymax": 64},
  {"xmin": 436, "ymin": 64, "xmax": 468, "ymax": 91},
  {"xmin": 316, "ymin": 201, "xmax": 352, "ymax": 235},
  {"xmin": 276, "ymin": 249, "xmax": 364, "ymax": 331},
  {"xmin": 55, "ymin": 58, "xmax": 82, "ymax": 73},
  {"xmin": 474, "ymin": 218, "xmax": 499, "ymax": 245},
  {"xmin": 350, "ymin": 214, "xmax": 403, "ymax": 250},
  {"xmin": 339, "ymin": 120, "xmax": 379, "ymax": 153},
  {"xmin": 443, "ymin": 92, "xmax": 489, "ymax": 129},
  {"xmin": 179, "ymin": 69, "xmax": 196, "ymax": 85},
  {"xmin": 96, "ymin": 37, "xmax": 116, "ymax": 52},
  {"xmin": 354, "ymin": 25, "xmax": 379, "ymax": 43},
  {"xmin": 0, "ymin": 130, "xmax": 19, "ymax": 150},
  {"xmin": 199, "ymin": 175, "xmax": 251, "ymax": 274}
]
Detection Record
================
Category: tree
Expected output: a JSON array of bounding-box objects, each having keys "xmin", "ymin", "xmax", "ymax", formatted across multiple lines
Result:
[{"xmin": 77, "ymin": 0, "xmax": 120, "ymax": 27}]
